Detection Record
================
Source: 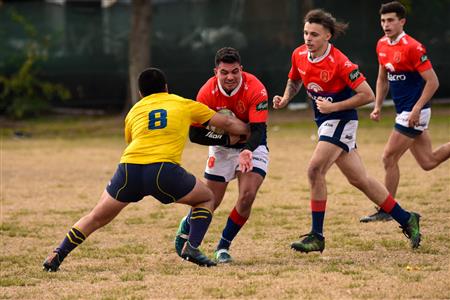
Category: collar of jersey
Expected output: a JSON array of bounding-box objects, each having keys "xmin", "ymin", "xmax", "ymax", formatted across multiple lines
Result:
[
  {"xmin": 307, "ymin": 43, "xmax": 331, "ymax": 64},
  {"xmin": 218, "ymin": 76, "xmax": 243, "ymax": 97},
  {"xmin": 387, "ymin": 31, "xmax": 406, "ymax": 45}
]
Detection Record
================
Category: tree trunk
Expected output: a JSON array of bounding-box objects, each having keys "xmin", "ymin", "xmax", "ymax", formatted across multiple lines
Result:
[{"xmin": 127, "ymin": 0, "xmax": 152, "ymax": 110}]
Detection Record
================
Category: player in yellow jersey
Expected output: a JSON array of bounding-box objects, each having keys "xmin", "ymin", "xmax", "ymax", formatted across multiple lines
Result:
[{"xmin": 42, "ymin": 68, "xmax": 251, "ymax": 270}]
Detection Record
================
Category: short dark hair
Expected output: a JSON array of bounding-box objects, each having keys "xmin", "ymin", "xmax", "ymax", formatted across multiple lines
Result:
[
  {"xmin": 304, "ymin": 9, "xmax": 348, "ymax": 38},
  {"xmin": 138, "ymin": 68, "xmax": 167, "ymax": 97},
  {"xmin": 215, "ymin": 47, "xmax": 241, "ymax": 66},
  {"xmin": 380, "ymin": 1, "xmax": 406, "ymax": 19}
]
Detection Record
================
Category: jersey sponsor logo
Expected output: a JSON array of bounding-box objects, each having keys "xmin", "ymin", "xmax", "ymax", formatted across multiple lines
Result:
[
  {"xmin": 307, "ymin": 91, "xmax": 333, "ymax": 103},
  {"xmin": 253, "ymin": 156, "xmax": 267, "ymax": 164},
  {"xmin": 320, "ymin": 70, "xmax": 330, "ymax": 82},
  {"xmin": 345, "ymin": 134, "xmax": 353, "ymax": 140},
  {"xmin": 387, "ymin": 73, "xmax": 406, "ymax": 81},
  {"xmin": 206, "ymin": 131, "xmax": 224, "ymax": 139},
  {"xmin": 306, "ymin": 82, "xmax": 323, "ymax": 92},
  {"xmin": 394, "ymin": 51, "xmax": 402, "ymax": 63},
  {"xmin": 349, "ymin": 69, "xmax": 361, "ymax": 82},
  {"xmin": 256, "ymin": 100, "xmax": 268, "ymax": 111},
  {"xmin": 420, "ymin": 54, "xmax": 428, "ymax": 63},
  {"xmin": 323, "ymin": 122, "xmax": 334, "ymax": 127}
]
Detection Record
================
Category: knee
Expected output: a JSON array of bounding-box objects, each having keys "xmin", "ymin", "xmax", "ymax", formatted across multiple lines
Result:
[
  {"xmin": 307, "ymin": 164, "xmax": 325, "ymax": 183},
  {"xmin": 238, "ymin": 190, "xmax": 257, "ymax": 209},
  {"xmin": 382, "ymin": 152, "xmax": 397, "ymax": 169},
  {"xmin": 419, "ymin": 161, "xmax": 435, "ymax": 171}
]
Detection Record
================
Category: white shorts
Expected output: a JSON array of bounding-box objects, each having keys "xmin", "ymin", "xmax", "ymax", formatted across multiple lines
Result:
[
  {"xmin": 204, "ymin": 145, "xmax": 269, "ymax": 182},
  {"xmin": 317, "ymin": 119, "xmax": 358, "ymax": 152},
  {"xmin": 395, "ymin": 108, "xmax": 431, "ymax": 138}
]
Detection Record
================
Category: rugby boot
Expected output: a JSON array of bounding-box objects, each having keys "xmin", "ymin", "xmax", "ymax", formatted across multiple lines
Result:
[
  {"xmin": 174, "ymin": 216, "xmax": 189, "ymax": 257},
  {"xmin": 400, "ymin": 212, "xmax": 421, "ymax": 249},
  {"xmin": 291, "ymin": 231, "xmax": 325, "ymax": 253},
  {"xmin": 360, "ymin": 207, "xmax": 393, "ymax": 223},
  {"xmin": 181, "ymin": 241, "xmax": 216, "ymax": 267},
  {"xmin": 214, "ymin": 248, "xmax": 233, "ymax": 264},
  {"xmin": 43, "ymin": 251, "xmax": 62, "ymax": 272}
]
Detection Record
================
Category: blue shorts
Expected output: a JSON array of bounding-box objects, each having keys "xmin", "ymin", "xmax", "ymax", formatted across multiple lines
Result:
[{"xmin": 106, "ymin": 162, "xmax": 196, "ymax": 204}]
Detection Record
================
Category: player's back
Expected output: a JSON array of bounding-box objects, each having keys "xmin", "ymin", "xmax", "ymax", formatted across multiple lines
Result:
[{"xmin": 121, "ymin": 93, "xmax": 214, "ymax": 165}]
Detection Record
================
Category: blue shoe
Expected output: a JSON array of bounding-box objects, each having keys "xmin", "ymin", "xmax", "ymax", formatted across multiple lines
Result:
[{"xmin": 175, "ymin": 216, "xmax": 189, "ymax": 257}]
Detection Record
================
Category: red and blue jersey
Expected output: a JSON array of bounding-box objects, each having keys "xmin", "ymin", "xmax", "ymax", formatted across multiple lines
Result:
[
  {"xmin": 196, "ymin": 71, "xmax": 269, "ymax": 145},
  {"xmin": 376, "ymin": 32, "xmax": 432, "ymax": 113},
  {"xmin": 288, "ymin": 44, "xmax": 366, "ymax": 126}
]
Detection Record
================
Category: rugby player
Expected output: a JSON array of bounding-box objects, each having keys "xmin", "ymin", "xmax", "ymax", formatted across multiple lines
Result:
[
  {"xmin": 273, "ymin": 9, "xmax": 421, "ymax": 252},
  {"xmin": 42, "ymin": 68, "xmax": 251, "ymax": 271},
  {"xmin": 174, "ymin": 47, "xmax": 269, "ymax": 263},
  {"xmin": 360, "ymin": 1, "xmax": 450, "ymax": 222}
]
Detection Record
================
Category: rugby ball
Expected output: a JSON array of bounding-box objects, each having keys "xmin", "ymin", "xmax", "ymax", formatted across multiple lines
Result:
[{"xmin": 207, "ymin": 108, "xmax": 235, "ymax": 134}]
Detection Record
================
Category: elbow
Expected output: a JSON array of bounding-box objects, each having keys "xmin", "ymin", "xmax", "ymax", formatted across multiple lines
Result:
[
  {"xmin": 434, "ymin": 78, "xmax": 440, "ymax": 91},
  {"xmin": 365, "ymin": 91, "xmax": 375, "ymax": 105}
]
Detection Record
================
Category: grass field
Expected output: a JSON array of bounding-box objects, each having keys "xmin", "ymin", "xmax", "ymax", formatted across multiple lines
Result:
[{"xmin": 1, "ymin": 106, "xmax": 449, "ymax": 299}]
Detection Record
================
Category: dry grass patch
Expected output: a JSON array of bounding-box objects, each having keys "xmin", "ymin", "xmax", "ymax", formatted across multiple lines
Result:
[{"xmin": 1, "ymin": 107, "xmax": 449, "ymax": 299}]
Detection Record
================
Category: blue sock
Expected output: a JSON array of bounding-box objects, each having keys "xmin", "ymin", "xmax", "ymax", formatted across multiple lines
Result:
[
  {"xmin": 311, "ymin": 200, "xmax": 326, "ymax": 235},
  {"xmin": 188, "ymin": 207, "xmax": 212, "ymax": 248},
  {"xmin": 217, "ymin": 207, "xmax": 247, "ymax": 250},
  {"xmin": 55, "ymin": 227, "xmax": 86, "ymax": 259},
  {"xmin": 380, "ymin": 195, "xmax": 410, "ymax": 226}
]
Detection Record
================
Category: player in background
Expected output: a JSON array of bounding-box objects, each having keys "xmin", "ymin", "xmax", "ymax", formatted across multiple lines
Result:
[
  {"xmin": 42, "ymin": 68, "xmax": 251, "ymax": 271},
  {"xmin": 174, "ymin": 47, "xmax": 269, "ymax": 263},
  {"xmin": 360, "ymin": 1, "xmax": 450, "ymax": 223},
  {"xmin": 273, "ymin": 9, "xmax": 421, "ymax": 253}
]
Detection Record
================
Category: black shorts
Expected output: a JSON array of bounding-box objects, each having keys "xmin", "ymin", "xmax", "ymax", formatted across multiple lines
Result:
[{"xmin": 106, "ymin": 162, "xmax": 196, "ymax": 204}]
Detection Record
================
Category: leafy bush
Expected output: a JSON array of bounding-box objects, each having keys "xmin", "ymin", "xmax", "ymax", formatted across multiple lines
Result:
[{"xmin": 0, "ymin": 10, "xmax": 70, "ymax": 119}]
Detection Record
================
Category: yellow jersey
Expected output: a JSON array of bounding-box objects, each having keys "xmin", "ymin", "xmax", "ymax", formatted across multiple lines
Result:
[{"xmin": 120, "ymin": 92, "xmax": 215, "ymax": 165}]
